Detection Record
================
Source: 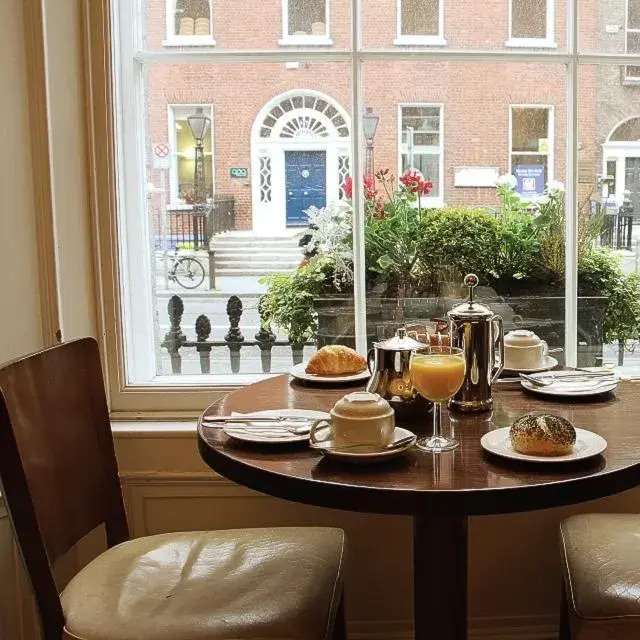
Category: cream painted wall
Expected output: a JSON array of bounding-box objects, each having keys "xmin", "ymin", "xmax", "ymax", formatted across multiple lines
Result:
[{"xmin": 0, "ymin": 0, "xmax": 44, "ymax": 363}]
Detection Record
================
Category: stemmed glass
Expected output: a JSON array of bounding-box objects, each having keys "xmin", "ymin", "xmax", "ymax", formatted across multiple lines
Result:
[{"xmin": 409, "ymin": 346, "xmax": 466, "ymax": 452}]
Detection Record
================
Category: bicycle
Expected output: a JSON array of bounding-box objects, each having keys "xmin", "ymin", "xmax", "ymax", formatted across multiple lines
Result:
[{"xmin": 167, "ymin": 249, "xmax": 206, "ymax": 289}]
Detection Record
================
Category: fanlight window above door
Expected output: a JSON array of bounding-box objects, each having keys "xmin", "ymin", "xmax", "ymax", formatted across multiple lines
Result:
[{"xmin": 259, "ymin": 94, "xmax": 349, "ymax": 140}]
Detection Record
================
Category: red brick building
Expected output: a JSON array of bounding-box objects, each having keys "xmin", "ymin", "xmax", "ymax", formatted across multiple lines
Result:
[{"xmin": 144, "ymin": 1, "xmax": 598, "ymax": 235}]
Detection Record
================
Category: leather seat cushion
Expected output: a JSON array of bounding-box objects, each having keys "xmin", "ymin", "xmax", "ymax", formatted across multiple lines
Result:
[
  {"xmin": 61, "ymin": 527, "xmax": 346, "ymax": 640},
  {"xmin": 561, "ymin": 513, "xmax": 640, "ymax": 623}
]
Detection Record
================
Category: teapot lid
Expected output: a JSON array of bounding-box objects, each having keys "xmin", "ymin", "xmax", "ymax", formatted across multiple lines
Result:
[
  {"xmin": 448, "ymin": 274, "xmax": 495, "ymax": 319},
  {"xmin": 374, "ymin": 327, "xmax": 426, "ymax": 351}
]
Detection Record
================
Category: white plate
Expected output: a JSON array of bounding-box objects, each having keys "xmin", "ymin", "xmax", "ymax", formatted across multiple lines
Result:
[
  {"xmin": 222, "ymin": 409, "xmax": 329, "ymax": 444},
  {"xmin": 503, "ymin": 356, "xmax": 558, "ymax": 374},
  {"xmin": 310, "ymin": 427, "xmax": 416, "ymax": 464},
  {"xmin": 520, "ymin": 374, "xmax": 619, "ymax": 397},
  {"xmin": 481, "ymin": 426, "xmax": 607, "ymax": 463},
  {"xmin": 289, "ymin": 362, "xmax": 370, "ymax": 384}
]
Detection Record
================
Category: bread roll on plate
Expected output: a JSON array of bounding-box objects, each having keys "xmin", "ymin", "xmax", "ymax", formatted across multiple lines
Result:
[
  {"xmin": 305, "ymin": 345, "xmax": 367, "ymax": 376},
  {"xmin": 510, "ymin": 413, "xmax": 576, "ymax": 456}
]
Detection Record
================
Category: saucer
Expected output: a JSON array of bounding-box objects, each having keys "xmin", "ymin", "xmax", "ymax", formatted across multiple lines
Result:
[
  {"xmin": 311, "ymin": 427, "xmax": 416, "ymax": 464},
  {"xmin": 481, "ymin": 427, "xmax": 607, "ymax": 463},
  {"xmin": 504, "ymin": 356, "xmax": 558, "ymax": 374}
]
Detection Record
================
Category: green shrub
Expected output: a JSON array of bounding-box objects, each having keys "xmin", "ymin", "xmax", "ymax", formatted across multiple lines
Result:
[
  {"xmin": 579, "ymin": 250, "xmax": 640, "ymax": 346},
  {"xmin": 417, "ymin": 207, "xmax": 501, "ymax": 292}
]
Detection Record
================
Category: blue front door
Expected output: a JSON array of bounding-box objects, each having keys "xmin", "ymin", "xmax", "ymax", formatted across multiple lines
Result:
[{"xmin": 285, "ymin": 150, "xmax": 326, "ymax": 226}]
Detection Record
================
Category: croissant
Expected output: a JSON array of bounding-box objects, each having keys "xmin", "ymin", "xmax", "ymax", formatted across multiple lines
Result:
[{"xmin": 305, "ymin": 345, "xmax": 367, "ymax": 375}]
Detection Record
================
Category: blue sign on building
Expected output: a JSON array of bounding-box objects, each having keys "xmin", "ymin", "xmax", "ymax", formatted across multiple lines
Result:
[{"xmin": 514, "ymin": 164, "xmax": 545, "ymax": 197}]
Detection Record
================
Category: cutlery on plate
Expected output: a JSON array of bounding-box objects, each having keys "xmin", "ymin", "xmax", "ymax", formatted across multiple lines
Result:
[
  {"xmin": 311, "ymin": 435, "xmax": 416, "ymax": 452},
  {"xmin": 519, "ymin": 373, "xmax": 617, "ymax": 388},
  {"xmin": 202, "ymin": 415, "xmax": 316, "ymax": 425},
  {"xmin": 207, "ymin": 424, "xmax": 313, "ymax": 436}
]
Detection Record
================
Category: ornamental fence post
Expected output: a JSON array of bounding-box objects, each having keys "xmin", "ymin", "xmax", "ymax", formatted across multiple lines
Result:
[
  {"xmin": 225, "ymin": 295, "xmax": 245, "ymax": 374},
  {"xmin": 163, "ymin": 295, "xmax": 185, "ymax": 374},
  {"xmin": 256, "ymin": 295, "xmax": 276, "ymax": 373},
  {"xmin": 195, "ymin": 314, "xmax": 212, "ymax": 374}
]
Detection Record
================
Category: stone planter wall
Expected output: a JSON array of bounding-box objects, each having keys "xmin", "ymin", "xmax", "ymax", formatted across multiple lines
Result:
[{"xmin": 315, "ymin": 295, "xmax": 607, "ymax": 367}]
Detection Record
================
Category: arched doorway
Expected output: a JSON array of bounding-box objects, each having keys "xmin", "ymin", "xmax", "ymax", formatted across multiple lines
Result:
[
  {"xmin": 602, "ymin": 116, "xmax": 640, "ymax": 213},
  {"xmin": 251, "ymin": 90, "xmax": 351, "ymax": 234}
]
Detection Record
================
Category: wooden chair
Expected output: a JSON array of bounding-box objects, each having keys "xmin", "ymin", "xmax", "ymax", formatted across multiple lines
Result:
[
  {"xmin": 0, "ymin": 338, "xmax": 347, "ymax": 640},
  {"xmin": 560, "ymin": 513, "xmax": 640, "ymax": 639}
]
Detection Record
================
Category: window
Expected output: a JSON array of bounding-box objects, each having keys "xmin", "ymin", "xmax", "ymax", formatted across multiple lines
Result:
[
  {"xmin": 280, "ymin": 0, "xmax": 331, "ymax": 45},
  {"xmin": 626, "ymin": 0, "xmax": 640, "ymax": 80},
  {"xmin": 168, "ymin": 105, "xmax": 214, "ymax": 205},
  {"xmin": 164, "ymin": 0, "xmax": 215, "ymax": 46},
  {"xmin": 100, "ymin": 0, "xmax": 640, "ymax": 413},
  {"xmin": 510, "ymin": 106, "xmax": 553, "ymax": 197},
  {"xmin": 398, "ymin": 105, "xmax": 443, "ymax": 204},
  {"xmin": 507, "ymin": 0, "xmax": 555, "ymax": 48},
  {"xmin": 395, "ymin": 0, "xmax": 445, "ymax": 46}
]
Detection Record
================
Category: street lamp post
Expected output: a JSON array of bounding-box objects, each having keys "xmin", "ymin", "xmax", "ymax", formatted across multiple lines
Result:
[
  {"xmin": 187, "ymin": 107, "xmax": 211, "ymax": 248},
  {"xmin": 362, "ymin": 106, "xmax": 379, "ymax": 178},
  {"xmin": 187, "ymin": 107, "xmax": 211, "ymax": 204}
]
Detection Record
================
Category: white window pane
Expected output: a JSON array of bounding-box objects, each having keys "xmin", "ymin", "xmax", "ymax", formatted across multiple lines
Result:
[
  {"xmin": 401, "ymin": 106, "xmax": 440, "ymax": 146},
  {"xmin": 511, "ymin": 0, "xmax": 547, "ymax": 39},
  {"xmin": 173, "ymin": 0, "xmax": 212, "ymax": 37},
  {"xmin": 630, "ymin": 0, "xmax": 640, "ymax": 30},
  {"xmin": 288, "ymin": 0, "xmax": 326, "ymax": 36},
  {"xmin": 401, "ymin": 0, "xmax": 439, "ymax": 36},
  {"xmin": 401, "ymin": 153, "xmax": 441, "ymax": 198},
  {"xmin": 124, "ymin": 62, "xmax": 355, "ymax": 379},
  {"xmin": 578, "ymin": 65, "xmax": 640, "ymax": 373},
  {"xmin": 511, "ymin": 107, "xmax": 549, "ymax": 153}
]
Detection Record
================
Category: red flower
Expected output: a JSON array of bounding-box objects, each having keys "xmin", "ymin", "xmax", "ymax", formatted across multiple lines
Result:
[
  {"xmin": 344, "ymin": 176, "xmax": 353, "ymax": 199},
  {"xmin": 400, "ymin": 169, "xmax": 432, "ymax": 196},
  {"xmin": 363, "ymin": 174, "xmax": 377, "ymax": 201}
]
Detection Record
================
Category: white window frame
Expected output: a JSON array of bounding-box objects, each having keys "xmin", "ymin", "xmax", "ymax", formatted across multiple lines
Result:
[
  {"xmin": 397, "ymin": 103, "xmax": 444, "ymax": 207},
  {"xmin": 625, "ymin": 0, "xmax": 640, "ymax": 82},
  {"xmin": 167, "ymin": 104, "xmax": 215, "ymax": 207},
  {"xmin": 508, "ymin": 104, "xmax": 555, "ymax": 199},
  {"xmin": 95, "ymin": 0, "xmax": 614, "ymax": 413},
  {"xmin": 506, "ymin": 0, "xmax": 557, "ymax": 49},
  {"xmin": 279, "ymin": 0, "xmax": 333, "ymax": 46},
  {"xmin": 163, "ymin": 0, "xmax": 216, "ymax": 47},
  {"xmin": 394, "ymin": 0, "xmax": 447, "ymax": 46}
]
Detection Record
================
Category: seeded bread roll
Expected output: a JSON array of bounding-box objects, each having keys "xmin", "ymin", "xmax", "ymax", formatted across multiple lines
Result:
[{"xmin": 510, "ymin": 414, "xmax": 576, "ymax": 456}]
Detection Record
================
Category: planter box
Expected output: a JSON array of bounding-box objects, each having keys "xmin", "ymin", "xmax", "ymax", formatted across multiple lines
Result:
[{"xmin": 315, "ymin": 295, "xmax": 607, "ymax": 367}]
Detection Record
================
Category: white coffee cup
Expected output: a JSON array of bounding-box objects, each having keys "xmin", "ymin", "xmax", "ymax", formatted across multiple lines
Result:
[
  {"xmin": 504, "ymin": 330, "xmax": 549, "ymax": 370},
  {"xmin": 309, "ymin": 391, "xmax": 395, "ymax": 448}
]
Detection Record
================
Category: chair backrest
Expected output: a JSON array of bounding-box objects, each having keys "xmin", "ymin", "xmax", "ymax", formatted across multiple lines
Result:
[{"xmin": 0, "ymin": 338, "xmax": 129, "ymax": 638}]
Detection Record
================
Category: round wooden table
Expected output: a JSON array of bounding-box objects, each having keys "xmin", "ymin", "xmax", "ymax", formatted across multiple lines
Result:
[{"xmin": 198, "ymin": 376, "xmax": 640, "ymax": 640}]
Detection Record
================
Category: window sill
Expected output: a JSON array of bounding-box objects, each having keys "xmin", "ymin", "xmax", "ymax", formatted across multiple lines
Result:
[
  {"xmin": 111, "ymin": 420, "xmax": 198, "ymax": 438},
  {"xmin": 394, "ymin": 36, "xmax": 447, "ymax": 46},
  {"xmin": 162, "ymin": 37, "xmax": 217, "ymax": 47},
  {"xmin": 505, "ymin": 38, "xmax": 557, "ymax": 49},
  {"xmin": 167, "ymin": 203, "xmax": 194, "ymax": 211},
  {"xmin": 278, "ymin": 36, "xmax": 333, "ymax": 46}
]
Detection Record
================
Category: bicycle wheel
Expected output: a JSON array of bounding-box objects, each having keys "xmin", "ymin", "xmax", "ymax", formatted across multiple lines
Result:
[{"xmin": 174, "ymin": 257, "xmax": 205, "ymax": 289}]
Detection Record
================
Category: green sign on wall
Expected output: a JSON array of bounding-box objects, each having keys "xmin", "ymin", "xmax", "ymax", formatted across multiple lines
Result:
[{"xmin": 230, "ymin": 167, "xmax": 248, "ymax": 179}]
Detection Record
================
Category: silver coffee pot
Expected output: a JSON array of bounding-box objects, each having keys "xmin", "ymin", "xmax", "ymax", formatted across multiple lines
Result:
[
  {"xmin": 448, "ymin": 274, "xmax": 504, "ymax": 413},
  {"xmin": 366, "ymin": 327, "xmax": 431, "ymax": 418}
]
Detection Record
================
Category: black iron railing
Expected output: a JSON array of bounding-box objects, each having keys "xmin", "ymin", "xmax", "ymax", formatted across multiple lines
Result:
[{"xmin": 162, "ymin": 294, "xmax": 313, "ymax": 374}]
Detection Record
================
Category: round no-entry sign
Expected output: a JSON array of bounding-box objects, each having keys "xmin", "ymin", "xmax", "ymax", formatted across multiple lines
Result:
[{"xmin": 154, "ymin": 143, "xmax": 169, "ymax": 158}]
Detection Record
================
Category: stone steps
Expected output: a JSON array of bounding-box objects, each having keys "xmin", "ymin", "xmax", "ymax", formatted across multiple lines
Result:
[{"xmin": 210, "ymin": 231, "xmax": 304, "ymax": 276}]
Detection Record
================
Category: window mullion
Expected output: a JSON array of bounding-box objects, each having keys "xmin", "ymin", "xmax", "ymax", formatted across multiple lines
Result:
[
  {"xmin": 564, "ymin": 0, "xmax": 579, "ymax": 368},
  {"xmin": 351, "ymin": 0, "xmax": 367, "ymax": 356}
]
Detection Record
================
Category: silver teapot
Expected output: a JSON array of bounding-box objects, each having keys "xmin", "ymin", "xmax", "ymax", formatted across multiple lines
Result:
[
  {"xmin": 448, "ymin": 274, "xmax": 504, "ymax": 413},
  {"xmin": 366, "ymin": 327, "xmax": 431, "ymax": 418}
]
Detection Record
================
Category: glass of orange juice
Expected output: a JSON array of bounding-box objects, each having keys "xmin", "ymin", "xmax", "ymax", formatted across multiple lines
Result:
[{"xmin": 410, "ymin": 346, "xmax": 466, "ymax": 452}]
